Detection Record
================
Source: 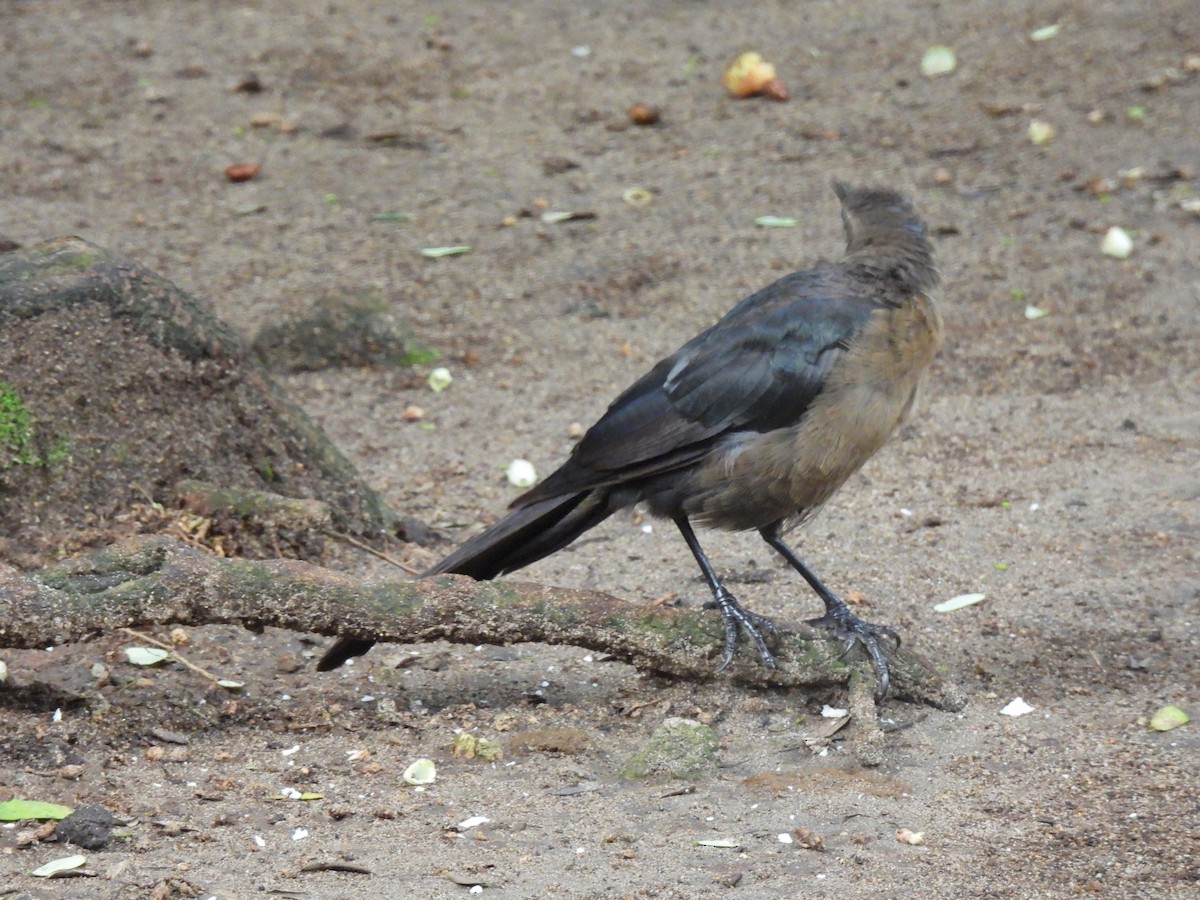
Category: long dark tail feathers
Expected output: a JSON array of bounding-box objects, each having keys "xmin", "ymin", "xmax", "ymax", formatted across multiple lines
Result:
[
  {"xmin": 315, "ymin": 490, "xmax": 615, "ymax": 671},
  {"xmin": 427, "ymin": 491, "xmax": 616, "ymax": 578}
]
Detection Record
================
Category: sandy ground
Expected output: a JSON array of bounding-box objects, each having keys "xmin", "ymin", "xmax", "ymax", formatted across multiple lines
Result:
[{"xmin": 2, "ymin": 1, "xmax": 1199, "ymax": 897}]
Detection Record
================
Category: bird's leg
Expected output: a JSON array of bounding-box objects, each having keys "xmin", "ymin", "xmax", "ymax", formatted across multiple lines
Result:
[
  {"xmin": 760, "ymin": 528, "xmax": 899, "ymax": 699},
  {"xmin": 674, "ymin": 516, "xmax": 777, "ymax": 671}
]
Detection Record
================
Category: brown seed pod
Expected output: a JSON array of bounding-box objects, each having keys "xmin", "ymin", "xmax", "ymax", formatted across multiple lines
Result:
[
  {"xmin": 627, "ymin": 103, "xmax": 660, "ymax": 125},
  {"xmin": 224, "ymin": 162, "xmax": 260, "ymax": 182}
]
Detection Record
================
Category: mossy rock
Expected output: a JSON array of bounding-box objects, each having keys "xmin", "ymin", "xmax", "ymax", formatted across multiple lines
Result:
[
  {"xmin": 621, "ymin": 717, "xmax": 720, "ymax": 780},
  {"xmin": 0, "ymin": 236, "xmax": 404, "ymax": 561}
]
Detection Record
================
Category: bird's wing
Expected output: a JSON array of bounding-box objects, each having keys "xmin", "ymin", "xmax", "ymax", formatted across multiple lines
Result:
[{"xmin": 515, "ymin": 268, "xmax": 882, "ymax": 505}]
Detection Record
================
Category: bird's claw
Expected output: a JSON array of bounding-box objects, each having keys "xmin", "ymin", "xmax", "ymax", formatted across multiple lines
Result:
[
  {"xmin": 807, "ymin": 609, "xmax": 899, "ymax": 700},
  {"xmin": 705, "ymin": 591, "xmax": 777, "ymax": 671}
]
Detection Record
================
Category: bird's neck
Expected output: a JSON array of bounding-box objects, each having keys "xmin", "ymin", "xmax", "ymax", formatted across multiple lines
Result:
[{"xmin": 843, "ymin": 228, "xmax": 940, "ymax": 294}]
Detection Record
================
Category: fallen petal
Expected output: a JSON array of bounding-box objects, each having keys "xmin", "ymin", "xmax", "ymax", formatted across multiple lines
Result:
[
  {"xmin": 933, "ymin": 593, "xmax": 986, "ymax": 613},
  {"xmin": 1000, "ymin": 697, "xmax": 1035, "ymax": 717}
]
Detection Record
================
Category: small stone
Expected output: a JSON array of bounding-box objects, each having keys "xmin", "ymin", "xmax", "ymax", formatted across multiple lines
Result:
[
  {"xmin": 792, "ymin": 827, "xmax": 825, "ymax": 851},
  {"xmin": 57, "ymin": 804, "xmax": 117, "ymax": 850},
  {"xmin": 542, "ymin": 157, "xmax": 580, "ymax": 176},
  {"xmin": 234, "ymin": 73, "xmax": 264, "ymax": 93}
]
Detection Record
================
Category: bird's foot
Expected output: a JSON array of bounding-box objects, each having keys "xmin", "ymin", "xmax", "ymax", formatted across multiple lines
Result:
[
  {"xmin": 704, "ymin": 590, "xmax": 778, "ymax": 671},
  {"xmin": 808, "ymin": 604, "xmax": 900, "ymax": 700}
]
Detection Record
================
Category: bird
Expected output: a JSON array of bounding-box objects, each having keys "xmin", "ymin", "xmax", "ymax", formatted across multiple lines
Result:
[{"xmin": 318, "ymin": 180, "xmax": 943, "ymax": 697}]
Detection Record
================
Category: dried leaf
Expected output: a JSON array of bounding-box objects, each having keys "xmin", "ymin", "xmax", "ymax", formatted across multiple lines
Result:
[
  {"xmin": 540, "ymin": 210, "xmax": 596, "ymax": 224},
  {"xmin": 622, "ymin": 187, "xmax": 653, "ymax": 207},
  {"xmin": 933, "ymin": 593, "xmax": 986, "ymax": 613},
  {"xmin": 403, "ymin": 758, "xmax": 437, "ymax": 785},
  {"xmin": 1148, "ymin": 705, "xmax": 1189, "ymax": 732},
  {"xmin": 124, "ymin": 646, "xmax": 170, "ymax": 666},
  {"xmin": 31, "ymin": 855, "xmax": 88, "ymax": 878}
]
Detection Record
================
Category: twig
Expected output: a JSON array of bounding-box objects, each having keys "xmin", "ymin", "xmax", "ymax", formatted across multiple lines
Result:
[
  {"xmin": 118, "ymin": 627, "xmax": 225, "ymax": 685},
  {"xmin": 328, "ymin": 530, "xmax": 422, "ymax": 575}
]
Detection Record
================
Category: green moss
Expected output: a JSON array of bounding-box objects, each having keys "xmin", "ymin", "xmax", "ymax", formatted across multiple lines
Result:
[
  {"xmin": 29, "ymin": 244, "xmax": 98, "ymax": 269},
  {"xmin": 65, "ymin": 251, "xmax": 99, "ymax": 270},
  {"xmin": 630, "ymin": 607, "xmax": 737, "ymax": 657},
  {"xmin": 621, "ymin": 717, "xmax": 719, "ymax": 779},
  {"xmin": 400, "ymin": 343, "xmax": 440, "ymax": 367},
  {"xmin": 0, "ymin": 381, "xmax": 70, "ymax": 470},
  {"xmin": 0, "ymin": 380, "xmax": 34, "ymax": 466},
  {"xmin": 43, "ymin": 437, "xmax": 71, "ymax": 466}
]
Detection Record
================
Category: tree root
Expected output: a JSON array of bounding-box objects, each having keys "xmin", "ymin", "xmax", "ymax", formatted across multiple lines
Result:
[{"xmin": 0, "ymin": 535, "xmax": 966, "ymax": 715}]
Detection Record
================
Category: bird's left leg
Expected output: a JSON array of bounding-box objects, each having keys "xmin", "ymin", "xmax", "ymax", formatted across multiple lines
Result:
[
  {"xmin": 674, "ymin": 515, "xmax": 777, "ymax": 670},
  {"xmin": 760, "ymin": 526, "xmax": 899, "ymax": 698}
]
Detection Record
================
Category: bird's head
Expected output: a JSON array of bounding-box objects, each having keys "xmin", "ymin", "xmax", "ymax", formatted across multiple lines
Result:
[{"xmin": 832, "ymin": 180, "xmax": 939, "ymax": 291}]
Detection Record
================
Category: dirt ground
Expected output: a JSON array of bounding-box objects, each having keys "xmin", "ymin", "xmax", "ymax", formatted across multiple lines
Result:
[{"xmin": 2, "ymin": 1, "xmax": 1199, "ymax": 897}]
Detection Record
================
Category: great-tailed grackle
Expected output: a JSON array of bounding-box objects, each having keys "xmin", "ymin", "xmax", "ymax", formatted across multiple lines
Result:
[{"xmin": 318, "ymin": 181, "xmax": 942, "ymax": 696}]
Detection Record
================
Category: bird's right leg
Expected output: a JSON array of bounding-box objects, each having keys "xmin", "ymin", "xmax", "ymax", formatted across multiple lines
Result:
[
  {"xmin": 673, "ymin": 515, "xmax": 777, "ymax": 670},
  {"xmin": 759, "ymin": 526, "xmax": 899, "ymax": 699}
]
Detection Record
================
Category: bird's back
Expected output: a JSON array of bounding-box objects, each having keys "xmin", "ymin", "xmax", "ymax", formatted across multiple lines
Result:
[{"xmin": 515, "ymin": 184, "xmax": 941, "ymax": 532}]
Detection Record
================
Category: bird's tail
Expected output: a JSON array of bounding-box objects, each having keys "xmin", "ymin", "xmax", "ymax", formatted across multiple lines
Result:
[
  {"xmin": 315, "ymin": 490, "xmax": 614, "ymax": 671},
  {"xmin": 427, "ymin": 490, "xmax": 616, "ymax": 578}
]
